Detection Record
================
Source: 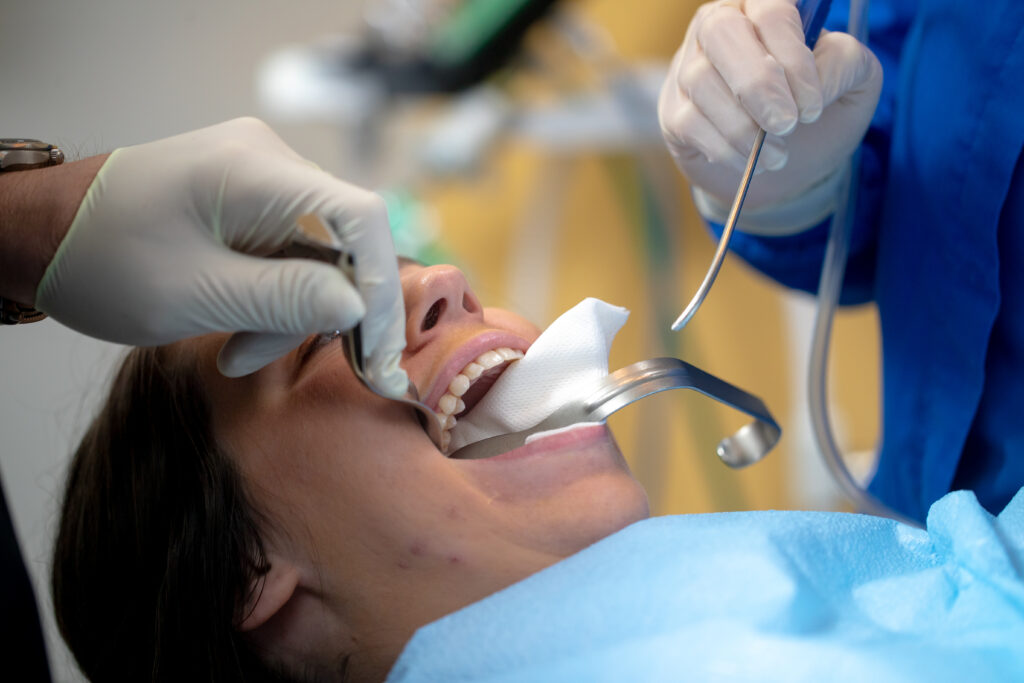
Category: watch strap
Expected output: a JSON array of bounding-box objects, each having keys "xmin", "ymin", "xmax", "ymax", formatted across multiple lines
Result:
[
  {"xmin": 1, "ymin": 138, "xmax": 63, "ymax": 325},
  {"xmin": 1, "ymin": 298, "xmax": 47, "ymax": 325}
]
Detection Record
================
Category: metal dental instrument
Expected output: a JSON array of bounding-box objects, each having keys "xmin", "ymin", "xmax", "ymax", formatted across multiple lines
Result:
[
  {"xmin": 670, "ymin": 0, "xmax": 834, "ymax": 332},
  {"xmin": 276, "ymin": 231, "xmax": 446, "ymax": 451},
  {"xmin": 337, "ymin": 291, "xmax": 447, "ymax": 452},
  {"xmin": 449, "ymin": 356, "xmax": 781, "ymax": 465}
]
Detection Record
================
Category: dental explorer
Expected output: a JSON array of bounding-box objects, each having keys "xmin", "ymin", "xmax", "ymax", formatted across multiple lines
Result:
[{"xmin": 670, "ymin": 0, "xmax": 834, "ymax": 332}]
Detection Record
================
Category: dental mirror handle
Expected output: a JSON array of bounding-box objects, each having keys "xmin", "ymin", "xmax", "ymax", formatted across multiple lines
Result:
[{"xmin": 671, "ymin": 0, "xmax": 834, "ymax": 332}]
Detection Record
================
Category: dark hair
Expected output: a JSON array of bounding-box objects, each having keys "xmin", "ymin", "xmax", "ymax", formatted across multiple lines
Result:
[{"xmin": 51, "ymin": 345, "xmax": 293, "ymax": 682}]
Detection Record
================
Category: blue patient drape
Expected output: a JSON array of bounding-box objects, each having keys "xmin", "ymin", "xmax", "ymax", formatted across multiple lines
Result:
[{"xmin": 389, "ymin": 489, "xmax": 1024, "ymax": 682}]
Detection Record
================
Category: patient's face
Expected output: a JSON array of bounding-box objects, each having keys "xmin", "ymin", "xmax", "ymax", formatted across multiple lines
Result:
[{"xmin": 194, "ymin": 262, "xmax": 648, "ymax": 673}]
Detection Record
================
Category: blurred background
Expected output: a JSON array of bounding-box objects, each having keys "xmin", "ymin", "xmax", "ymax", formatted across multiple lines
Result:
[{"xmin": 1, "ymin": 0, "xmax": 881, "ymax": 679}]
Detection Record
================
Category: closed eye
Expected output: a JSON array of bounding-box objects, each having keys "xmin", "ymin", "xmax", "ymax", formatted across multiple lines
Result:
[{"xmin": 297, "ymin": 330, "xmax": 343, "ymax": 369}]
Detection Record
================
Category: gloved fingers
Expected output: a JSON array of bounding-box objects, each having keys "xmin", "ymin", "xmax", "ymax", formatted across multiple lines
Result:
[
  {"xmin": 683, "ymin": 50, "xmax": 789, "ymax": 172},
  {"xmin": 318, "ymin": 191, "xmax": 410, "ymax": 398},
  {"xmin": 813, "ymin": 30, "xmax": 883, "ymax": 108},
  {"xmin": 745, "ymin": 0, "xmax": 823, "ymax": 123},
  {"xmin": 216, "ymin": 331, "xmax": 309, "ymax": 378},
  {"xmin": 200, "ymin": 253, "xmax": 366, "ymax": 339},
  {"xmin": 364, "ymin": 326, "xmax": 411, "ymax": 398},
  {"xmin": 696, "ymin": 1, "xmax": 798, "ymax": 136},
  {"xmin": 660, "ymin": 87, "xmax": 745, "ymax": 173},
  {"xmin": 215, "ymin": 160, "xmax": 408, "ymax": 395}
]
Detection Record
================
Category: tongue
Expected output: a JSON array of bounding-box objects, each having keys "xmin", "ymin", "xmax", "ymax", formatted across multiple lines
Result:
[{"xmin": 448, "ymin": 298, "xmax": 629, "ymax": 451}]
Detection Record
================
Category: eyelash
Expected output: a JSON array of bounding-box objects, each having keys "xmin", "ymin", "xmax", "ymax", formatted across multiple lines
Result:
[
  {"xmin": 312, "ymin": 330, "xmax": 343, "ymax": 352},
  {"xmin": 301, "ymin": 330, "xmax": 343, "ymax": 365}
]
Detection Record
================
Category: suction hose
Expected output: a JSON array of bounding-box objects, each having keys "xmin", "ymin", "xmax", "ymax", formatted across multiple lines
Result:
[{"xmin": 806, "ymin": 0, "xmax": 922, "ymax": 527}]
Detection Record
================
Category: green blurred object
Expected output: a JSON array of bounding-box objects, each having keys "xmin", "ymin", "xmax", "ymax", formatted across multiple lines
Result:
[
  {"xmin": 429, "ymin": 0, "xmax": 546, "ymax": 67},
  {"xmin": 383, "ymin": 188, "xmax": 453, "ymax": 266}
]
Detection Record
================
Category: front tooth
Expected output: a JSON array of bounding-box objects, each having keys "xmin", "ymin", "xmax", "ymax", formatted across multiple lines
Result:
[
  {"xmin": 448, "ymin": 374, "xmax": 470, "ymax": 397},
  {"xmin": 445, "ymin": 414, "xmax": 456, "ymax": 430},
  {"xmin": 455, "ymin": 398, "xmax": 466, "ymax": 414},
  {"xmin": 462, "ymin": 362, "xmax": 484, "ymax": 380},
  {"xmin": 438, "ymin": 393, "xmax": 457, "ymax": 415},
  {"xmin": 476, "ymin": 350, "xmax": 503, "ymax": 368},
  {"xmin": 497, "ymin": 347, "xmax": 520, "ymax": 361}
]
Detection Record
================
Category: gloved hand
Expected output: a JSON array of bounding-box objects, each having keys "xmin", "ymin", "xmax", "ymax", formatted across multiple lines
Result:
[
  {"xmin": 36, "ymin": 117, "xmax": 408, "ymax": 394},
  {"xmin": 658, "ymin": 0, "xmax": 882, "ymax": 232}
]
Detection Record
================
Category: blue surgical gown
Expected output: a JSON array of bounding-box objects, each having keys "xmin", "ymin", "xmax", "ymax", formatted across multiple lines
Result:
[{"xmin": 716, "ymin": 0, "xmax": 1024, "ymax": 522}]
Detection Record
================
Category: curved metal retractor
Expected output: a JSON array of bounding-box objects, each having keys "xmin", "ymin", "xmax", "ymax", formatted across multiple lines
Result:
[{"xmin": 449, "ymin": 357, "xmax": 781, "ymax": 465}]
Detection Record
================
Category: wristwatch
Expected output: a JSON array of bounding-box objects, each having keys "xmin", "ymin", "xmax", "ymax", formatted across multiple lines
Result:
[{"xmin": 0, "ymin": 138, "xmax": 65, "ymax": 324}]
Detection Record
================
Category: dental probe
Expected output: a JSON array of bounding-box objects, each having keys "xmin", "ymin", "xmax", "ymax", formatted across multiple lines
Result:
[{"xmin": 670, "ymin": 0, "xmax": 833, "ymax": 332}]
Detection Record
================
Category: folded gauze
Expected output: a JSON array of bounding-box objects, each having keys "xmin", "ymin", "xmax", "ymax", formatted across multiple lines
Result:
[{"xmin": 447, "ymin": 297, "xmax": 629, "ymax": 451}]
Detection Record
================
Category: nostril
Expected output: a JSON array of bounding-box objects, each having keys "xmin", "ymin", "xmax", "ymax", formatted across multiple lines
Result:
[
  {"xmin": 462, "ymin": 293, "xmax": 476, "ymax": 313},
  {"xmin": 422, "ymin": 299, "xmax": 446, "ymax": 331}
]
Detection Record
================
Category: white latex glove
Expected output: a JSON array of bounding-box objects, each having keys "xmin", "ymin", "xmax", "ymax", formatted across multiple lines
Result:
[
  {"xmin": 36, "ymin": 117, "xmax": 408, "ymax": 394},
  {"xmin": 659, "ymin": 0, "xmax": 882, "ymax": 233}
]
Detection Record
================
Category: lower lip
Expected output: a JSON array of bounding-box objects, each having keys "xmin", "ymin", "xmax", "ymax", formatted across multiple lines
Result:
[
  {"xmin": 482, "ymin": 423, "xmax": 609, "ymax": 462},
  {"xmin": 453, "ymin": 423, "xmax": 628, "ymax": 500}
]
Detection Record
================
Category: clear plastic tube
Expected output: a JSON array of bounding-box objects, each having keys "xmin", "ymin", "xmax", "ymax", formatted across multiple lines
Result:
[{"xmin": 807, "ymin": 0, "xmax": 922, "ymax": 527}]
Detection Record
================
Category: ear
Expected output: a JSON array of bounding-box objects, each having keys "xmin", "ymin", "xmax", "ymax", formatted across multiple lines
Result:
[{"xmin": 238, "ymin": 556, "xmax": 301, "ymax": 632}]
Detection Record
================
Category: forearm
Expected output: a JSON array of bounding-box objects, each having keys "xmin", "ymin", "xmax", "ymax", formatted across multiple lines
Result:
[{"xmin": 0, "ymin": 154, "xmax": 108, "ymax": 305}]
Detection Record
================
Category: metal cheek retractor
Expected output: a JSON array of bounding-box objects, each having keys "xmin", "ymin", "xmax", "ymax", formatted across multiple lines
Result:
[{"xmin": 448, "ymin": 356, "xmax": 780, "ymax": 464}]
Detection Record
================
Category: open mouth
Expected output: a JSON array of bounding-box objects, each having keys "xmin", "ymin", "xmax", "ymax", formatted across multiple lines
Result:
[{"xmin": 433, "ymin": 347, "xmax": 524, "ymax": 452}]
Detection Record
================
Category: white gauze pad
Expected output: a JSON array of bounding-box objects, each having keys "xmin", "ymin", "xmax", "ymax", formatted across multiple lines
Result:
[{"xmin": 448, "ymin": 297, "xmax": 629, "ymax": 450}]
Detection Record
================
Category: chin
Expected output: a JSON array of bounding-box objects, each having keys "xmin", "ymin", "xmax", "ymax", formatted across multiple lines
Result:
[{"xmin": 546, "ymin": 469, "xmax": 650, "ymax": 556}]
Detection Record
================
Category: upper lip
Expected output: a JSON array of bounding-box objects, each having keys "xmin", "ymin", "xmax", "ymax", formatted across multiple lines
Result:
[{"xmin": 422, "ymin": 330, "xmax": 532, "ymax": 411}]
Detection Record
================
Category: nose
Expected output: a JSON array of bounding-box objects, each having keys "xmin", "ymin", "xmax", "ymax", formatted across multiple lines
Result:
[{"xmin": 403, "ymin": 265, "xmax": 484, "ymax": 348}]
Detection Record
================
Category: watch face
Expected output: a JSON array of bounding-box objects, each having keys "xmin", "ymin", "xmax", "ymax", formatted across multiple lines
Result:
[
  {"xmin": 0, "ymin": 139, "xmax": 51, "ymax": 151},
  {"xmin": 0, "ymin": 139, "xmax": 63, "ymax": 171}
]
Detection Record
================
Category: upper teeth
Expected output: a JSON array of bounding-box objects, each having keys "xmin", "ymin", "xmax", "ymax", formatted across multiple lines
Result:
[{"xmin": 435, "ymin": 346, "xmax": 525, "ymax": 452}]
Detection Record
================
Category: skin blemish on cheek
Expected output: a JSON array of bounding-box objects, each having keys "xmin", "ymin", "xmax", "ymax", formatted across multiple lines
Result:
[
  {"xmin": 409, "ymin": 542, "xmax": 426, "ymax": 557},
  {"xmin": 447, "ymin": 555, "xmax": 461, "ymax": 565},
  {"xmin": 446, "ymin": 505, "xmax": 461, "ymax": 521}
]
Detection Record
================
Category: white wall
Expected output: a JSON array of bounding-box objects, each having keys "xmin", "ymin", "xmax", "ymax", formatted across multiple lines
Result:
[{"xmin": 0, "ymin": 1, "xmax": 363, "ymax": 679}]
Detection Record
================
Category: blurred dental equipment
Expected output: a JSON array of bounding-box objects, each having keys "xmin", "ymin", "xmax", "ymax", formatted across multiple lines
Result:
[
  {"xmin": 257, "ymin": 0, "xmax": 666, "ymax": 185},
  {"xmin": 670, "ymin": 0, "xmax": 833, "ymax": 333}
]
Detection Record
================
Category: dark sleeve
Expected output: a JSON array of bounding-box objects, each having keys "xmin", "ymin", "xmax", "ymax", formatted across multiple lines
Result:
[
  {"xmin": 0, "ymin": 474, "xmax": 53, "ymax": 682},
  {"xmin": 705, "ymin": 0, "xmax": 915, "ymax": 306}
]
